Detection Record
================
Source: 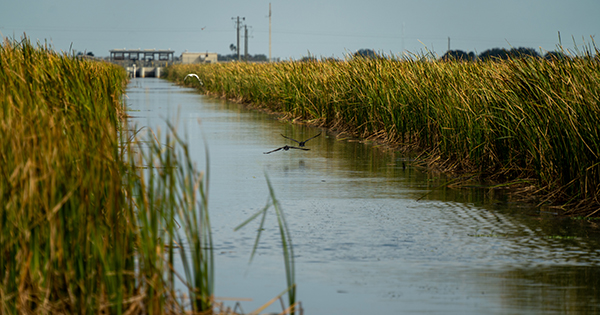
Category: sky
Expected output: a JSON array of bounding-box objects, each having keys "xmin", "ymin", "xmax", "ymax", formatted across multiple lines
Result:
[{"xmin": 1, "ymin": 0, "xmax": 599, "ymax": 60}]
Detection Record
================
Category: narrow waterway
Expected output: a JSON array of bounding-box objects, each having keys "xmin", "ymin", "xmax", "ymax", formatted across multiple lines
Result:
[{"xmin": 126, "ymin": 78, "xmax": 600, "ymax": 315}]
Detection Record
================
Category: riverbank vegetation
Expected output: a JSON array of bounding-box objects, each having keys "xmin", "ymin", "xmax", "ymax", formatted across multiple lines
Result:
[
  {"xmin": 165, "ymin": 47, "xmax": 600, "ymax": 216},
  {"xmin": 0, "ymin": 37, "xmax": 216, "ymax": 313}
]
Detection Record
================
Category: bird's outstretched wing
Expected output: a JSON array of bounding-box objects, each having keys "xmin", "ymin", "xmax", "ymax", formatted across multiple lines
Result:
[
  {"xmin": 281, "ymin": 132, "xmax": 321, "ymax": 146},
  {"xmin": 302, "ymin": 132, "xmax": 321, "ymax": 144},
  {"xmin": 280, "ymin": 134, "xmax": 301, "ymax": 145},
  {"xmin": 288, "ymin": 146, "xmax": 310, "ymax": 151},
  {"xmin": 264, "ymin": 145, "xmax": 310, "ymax": 154},
  {"xmin": 184, "ymin": 73, "xmax": 203, "ymax": 85},
  {"xmin": 264, "ymin": 147, "xmax": 284, "ymax": 154}
]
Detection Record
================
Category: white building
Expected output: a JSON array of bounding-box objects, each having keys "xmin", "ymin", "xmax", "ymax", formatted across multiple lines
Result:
[{"xmin": 181, "ymin": 51, "xmax": 218, "ymax": 64}]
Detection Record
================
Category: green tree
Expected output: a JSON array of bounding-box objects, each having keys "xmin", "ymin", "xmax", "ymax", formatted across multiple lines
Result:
[{"xmin": 440, "ymin": 50, "xmax": 475, "ymax": 61}]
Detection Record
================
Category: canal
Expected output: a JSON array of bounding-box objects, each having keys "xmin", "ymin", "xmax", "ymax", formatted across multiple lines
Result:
[{"xmin": 126, "ymin": 78, "xmax": 600, "ymax": 314}]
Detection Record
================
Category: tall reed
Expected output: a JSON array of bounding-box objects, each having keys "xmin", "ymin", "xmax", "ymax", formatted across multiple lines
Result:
[
  {"xmin": 1, "ymin": 36, "xmax": 213, "ymax": 313},
  {"xmin": 165, "ymin": 46, "xmax": 600, "ymax": 214},
  {"xmin": 234, "ymin": 174, "xmax": 297, "ymax": 314},
  {"xmin": 123, "ymin": 122, "xmax": 214, "ymax": 314}
]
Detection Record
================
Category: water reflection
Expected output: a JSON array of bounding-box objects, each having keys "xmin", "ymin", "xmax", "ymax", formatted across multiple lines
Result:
[
  {"xmin": 126, "ymin": 78, "xmax": 600, "ymax": 314},
  {"xmin": 497, "ymin": 266, "xmax": 600, "ymax": 313}
]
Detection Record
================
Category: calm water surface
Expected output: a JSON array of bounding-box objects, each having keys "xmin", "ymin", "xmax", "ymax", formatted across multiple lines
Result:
[{"xmin": 126, "ymin": 78, "xmax": 600, "ymax": 314}]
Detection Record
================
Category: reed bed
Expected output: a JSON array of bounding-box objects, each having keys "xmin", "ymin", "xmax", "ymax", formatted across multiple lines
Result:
[
  {"xmin": 165, "ymin": 50, "xmax": 600, "ymax": 215},
  {"xmin": 1, "ymin": 37, "xmax": 214, "ymax": 313}
]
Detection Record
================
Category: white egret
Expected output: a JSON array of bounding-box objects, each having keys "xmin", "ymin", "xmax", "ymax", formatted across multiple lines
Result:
[{"xmin": 184, "ymin": 73, "xmax": 203, "ymax": 85}]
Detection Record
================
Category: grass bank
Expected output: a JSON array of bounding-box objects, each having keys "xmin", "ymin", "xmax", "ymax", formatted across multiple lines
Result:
[
  {"xmin": 1, "ymin": 37, "xmax": 214, "ymax": 313},
  {"xmin": 165, "ymin": 51, "xmax": 600, "ymax": 216}
]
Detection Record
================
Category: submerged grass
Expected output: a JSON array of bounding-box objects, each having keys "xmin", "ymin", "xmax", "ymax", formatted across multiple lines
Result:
[
  {"xmin": 165, "ymin": 47, "xmax": 600, "ymax": 215},
  {"xmin": 0, "ymin": 37, "xmax": 214, "ymax": 313}
]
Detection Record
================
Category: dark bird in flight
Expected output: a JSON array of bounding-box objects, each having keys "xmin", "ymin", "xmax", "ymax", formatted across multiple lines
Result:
[
  {"xmin": 280, "ymin": 132, "xmax": 321, "ymax": 147},
  {"xmin": 264, "ymin": 145, "xmax": 310, "ymax": 154}
]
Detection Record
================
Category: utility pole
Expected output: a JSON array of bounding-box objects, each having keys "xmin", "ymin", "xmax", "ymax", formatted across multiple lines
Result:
[
  {"xmin": 232, "ymin": 16, "xmax": 245, "ymax": 61},
  {"xmin": 244, "ymin": 25, "xmax": 249, "ymax": 61},
  {"xmin": 448, "ymin": 37, "xmax": 450, "ymax": 52},
  {"xmin": 269, "ymin": 3, "xmax": 272, "ymax": 62},
  {"xmin": 237, "ymin": 17, "xmax": 241, "ymax": 61}
]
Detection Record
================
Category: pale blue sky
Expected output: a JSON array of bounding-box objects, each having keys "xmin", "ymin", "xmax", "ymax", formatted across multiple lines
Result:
[{"xmin": 1, "ymin": 0, "xmax": 598, "ymax": 59}]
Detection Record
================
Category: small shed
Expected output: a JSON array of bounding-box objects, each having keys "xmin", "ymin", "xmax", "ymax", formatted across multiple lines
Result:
[{"xmin": 181, "ymin": 52, "xmax": 218, "ymax": 64}]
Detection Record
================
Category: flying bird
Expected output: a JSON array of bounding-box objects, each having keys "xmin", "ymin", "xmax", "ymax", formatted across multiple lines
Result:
[
  {"xmin": 263, "ymin": 145, "xmax": 310, "ymax": 154},
  {"xmin": 184, "ymin": 73, "xmax": 203, "ymax": 85},
  {"xmin": 280, "ymin": 132, "xmax": 321, "ymax": 147}
]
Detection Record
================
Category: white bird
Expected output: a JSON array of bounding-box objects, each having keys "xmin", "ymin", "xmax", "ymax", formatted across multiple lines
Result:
[{"xmin": 184, "ymin": 73, "xmax": 203, "ymax": 85}]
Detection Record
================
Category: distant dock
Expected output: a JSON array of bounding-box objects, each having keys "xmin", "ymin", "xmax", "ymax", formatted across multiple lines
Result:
[
  {"xmin": 125, "ymin": 65, "xmax": 163, "ymax": 78},
  {"xmin": 109, "ymin": 49, "xmax": 174, "ymax": 78}
]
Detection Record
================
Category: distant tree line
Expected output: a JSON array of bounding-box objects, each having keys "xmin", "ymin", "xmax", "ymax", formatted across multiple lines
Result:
[
  {"xmin": 75, "ymin": 51, "xmax": 95, "ymax": 57},
  {"xmin": 354, "ymin": 49, "xmax": 379, "ymax": 59},
  {"xmin": 218, "ymin": 53, "xmax": 268, "ymax": 62},
  {"xmin": 298, "ymin": 56, "xmax": 340, "ymax": 62},
  {"xmin": 346, "ymin": 47, "xmax": 567, "ymax": 62},
  {"xmin": 214, "ymin": 47, "xmax": 567, "ymax": 63},
  {"xmin": 295, "ymin": 49, "xmax": 377, "ymax": 62},
  {"xmin": 441, "ymin": 47, "xmax": 566, "ymax": 61}
]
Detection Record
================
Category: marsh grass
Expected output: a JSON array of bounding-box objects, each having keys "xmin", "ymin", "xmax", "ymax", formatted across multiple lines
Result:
[
  {"xmin": 125, "ymin": 121, "xmax": 214, "ymax": 314},
  {"xmin": 1, "ymin": 37, "xmax": 214, "ymax": 313},
  {"xmin": 165, "ymin": 46, "xmax": 600, "ymax": 215}
]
